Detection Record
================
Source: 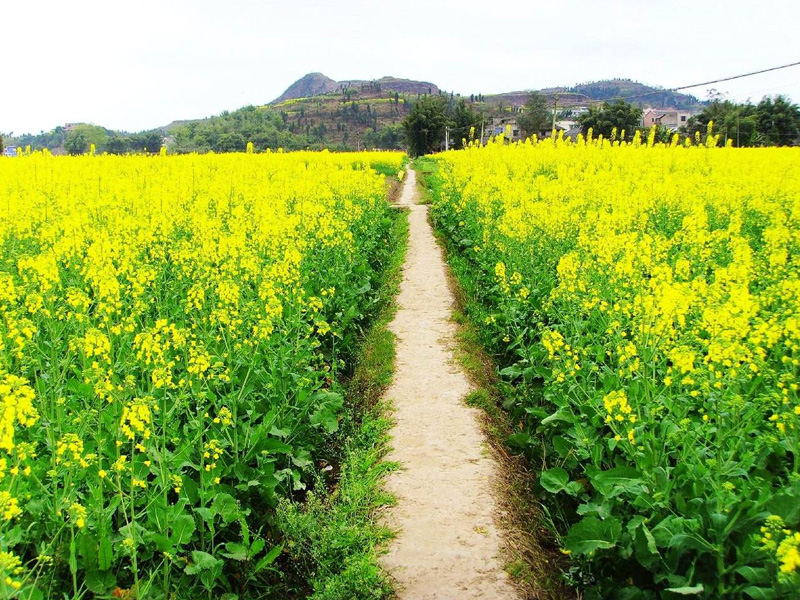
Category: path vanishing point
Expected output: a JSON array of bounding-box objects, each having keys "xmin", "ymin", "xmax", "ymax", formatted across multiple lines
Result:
[{"xmin": 380, "ymin": 168, "xmax": 518, "ymax": 600}]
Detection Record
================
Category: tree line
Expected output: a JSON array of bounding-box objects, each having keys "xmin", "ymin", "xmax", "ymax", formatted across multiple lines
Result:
[
  {"xmin": 9, "ymin": 125, "xmax": 165, "ymax": 155},
  {"xmin": 401, "ymin": 91, "xmax": 800, "ymax": 156}
]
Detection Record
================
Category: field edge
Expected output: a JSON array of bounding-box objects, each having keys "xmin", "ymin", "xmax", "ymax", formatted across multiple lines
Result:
[
  {"xmin": 277, "ymin": 203, "xmax": 409, "ymax": 599},
  {"xmin": 415, "ymin": 156, "xmax": 573, "ymax": 599}
]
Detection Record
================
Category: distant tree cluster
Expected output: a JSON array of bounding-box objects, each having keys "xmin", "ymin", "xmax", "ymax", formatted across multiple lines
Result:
[
  {"xmin": 362, "ymin": 124, "xmax": 405, "ymax": 150},
  {"xmin": 402, "ymin": 96, "xmax": 485, "ymax": 156},
  {"xmin": 685, "ymin": 95, "xmax": 800, "ymax": 146},
  {"xmin": 171, "ymin": 105, "xmax": 313, "ymax": 153},
  {"xmin": 13, "ymin": 127, "xmax": 69, "ymax": 152},
  {"xmin": 518, "ymin": 92, "xmax": 552, "ymax": 138},
  {"xmin": 11, "ymin": 125, "xmax": 164, "ymax": 155},
  {"xmin": 578, "ymin": 101, "xmax": 644, "ymax": 139},
  {"xmin": 403, "ymin": 96, "xmax": 449, "ymax": 156}
]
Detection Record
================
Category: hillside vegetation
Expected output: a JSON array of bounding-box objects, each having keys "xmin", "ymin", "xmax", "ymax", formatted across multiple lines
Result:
[{"xmin": 6, "ymin": 74, "xmax": 705, "ymax": 154}]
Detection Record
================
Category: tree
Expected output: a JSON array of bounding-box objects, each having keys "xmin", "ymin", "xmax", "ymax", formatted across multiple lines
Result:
[
  {"xmin": 105, "ymin": 136, "xmax": 129, "ymax": 154},
  {"xmin": 578, "ymin": 100, "xmax": 642, "ymax": 139},
  {"xmin": 517, "ymin": 92, "xmax": 552, "ymax": 138},
  {"xmin": 403, "ymin": 96, "xmax": 448, "ymax": 157},
  {"xmin": 756, "ymin": 95, "xmax": 800, "ymax": 146},
  {"xmin": 64, "ymin": 125, "xmax": 109, "ymax": 155},
  {"xmin": 65, "ymin": 130, "xmax": 89, "ymax": 155},
  {"xmin": 363, "ymin": 124, "xmax": 405, "ymax": 150},
  {"xmin": 0, "ymin": 134, "xmax": 3, "ymax": 154},
  {"xmin": 448, "ymin": 99, "xmax": 478, "ymax": 149},
  {"xmin": 686, "ymin": 100, "xmax": 759, "ymax": 146},
  {"xmin": 685, "ymin": 95, "xmax": 800, "ymax": 147},
  {"xmin": 129, "ymin": 132, "xmax": 164, "ymax": 153}
]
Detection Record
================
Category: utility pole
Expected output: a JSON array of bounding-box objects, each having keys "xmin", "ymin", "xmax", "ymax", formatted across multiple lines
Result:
[
  {"xmin": 445, "ymin": 126, "xmax": 449, "ymax": 151},
  {"xmin": 480, "ymin": 115, "xmax": 485, "ymax": 147}
]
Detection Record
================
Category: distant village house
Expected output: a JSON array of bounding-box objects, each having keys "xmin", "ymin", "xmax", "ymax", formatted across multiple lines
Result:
[{"xmin": 642, "ymin": 108, "xmax": 692, "ymax": 131}]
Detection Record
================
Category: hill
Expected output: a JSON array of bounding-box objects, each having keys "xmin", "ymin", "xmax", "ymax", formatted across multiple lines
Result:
[
  {"xmin": 484, "ymin": 78, "xmax": 703, "ymax": 111},
  {"xmin": 272, "ymin": 73, "xmax": 339, "ymax": 104},
  {"xmin": 272, "ymin": 73, "xmax": 439, "ymax": 104},
  {"xmin": 9, "ymin": 75, "xmax": 707, "ymax": 154}
]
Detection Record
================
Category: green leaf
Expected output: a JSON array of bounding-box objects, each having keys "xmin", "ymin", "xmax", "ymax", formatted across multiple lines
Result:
[
  {"xmin": 742, "ymin": 586, "xmax": 777, "ymax": 599},
  {"xmin": 195, "ymin": 507, "xmax": 216, "ymax": 523},
  {"xmin": 506, "ymin": 432, "xmax": 533, "ymax": 449},
  {"xmin": 77, "ymin": 532, "xmax": 98, "ymax": 569},
  {"xmin": 253, "ymin": 544, "xmax": 283, "ymax": 574},
  {"xmin": 499, "ymin": 365, "xmax": 522, "ymax": 379},
  {"xmin": 541, "ymin": 408, "xmax": 574, "ymax": 426},
  {"xmin": 250, "ymin": 538, "xmax": 265, "ymax": 556},
  {"xmin": 539, "ymin": 468, "xmax": 569, "ymax": 493},
  {"xmin": 310, "ymin": 407, "xmax": 340, "ymax": 433},
  {"xmin": 628, "ymin": 516, "xmax": 658, "ymax": 555},
  {"xmin": 565, "ymin": 516, "xmax": 622, "ymax": 556},
  {"xmin": 261, "ymin": 438, "xmax": 293, "ymax": 454},
  {"xmin": 212, "ymin": 493, "xmax": 239, "ymax": 524},
  {"xmin": 736, "ymin": 566, "xmax": 770, "ymax": 585},
  {"xmin": 171, "ymin": 514, "xmax": 196, "ymax": 546},
  {"xmin": 221, "ymin": 542, "xmax": 249, "ymax": 561},
  {"xmin": 67, "ymin": 379, "xmax": 94, "ymax": 398},
  {"xmin": 664, "ymin": 584, "xmax": 704, "ymax": 595},
  {"xmin": 590, "ymin": 466, "xmax": 643, "ymax": 496},
  {"xmin": 577, "ymin": 501, "xmax": 611, "ymax": 520},
  {"xmin": 98, "ymin": 535, "xmax": 113, "ymax": 571},
  {"xmin": 69, "ymin": 536, "xmax": 78, "ymax": 575},
  {"xmin": 185, "ymin": 551, "xmax": 222, "ymax": 575},
  {"xmin": 85, "ymin": 570, "xmax": 116, "ymax": 594}
]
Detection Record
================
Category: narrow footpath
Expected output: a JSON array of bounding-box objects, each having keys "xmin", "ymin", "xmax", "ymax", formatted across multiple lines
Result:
[{"xmin": 380, "ymin": 168, "xmax": 518, "ymax": 599}]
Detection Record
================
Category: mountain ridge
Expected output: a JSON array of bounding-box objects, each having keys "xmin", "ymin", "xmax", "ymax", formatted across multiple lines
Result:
[{"xmin": 271, "ymin": 72, "xmax": 703, "ymax": 110}]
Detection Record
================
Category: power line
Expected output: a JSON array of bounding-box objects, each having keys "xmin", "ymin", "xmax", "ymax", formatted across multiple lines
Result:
[
  {"xmin": 547, "ymin": 60, "xmax": 800, "ymax": 106},
  {"xmin": 672, "ymin": 60, "xmax": 800, "ymax": 91}
]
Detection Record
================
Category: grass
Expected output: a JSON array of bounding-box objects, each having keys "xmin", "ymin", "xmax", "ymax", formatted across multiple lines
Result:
[
  {"xmin": 411, "ymin": 157, "xmax": 438, "ymax": 205},
  {"xmin": 277, "ymin": 202, "xmax": 409, "ymax": 599},
  {"xmin": 420, "ymin": 164, "xmax": 573, "ymax": 600}
]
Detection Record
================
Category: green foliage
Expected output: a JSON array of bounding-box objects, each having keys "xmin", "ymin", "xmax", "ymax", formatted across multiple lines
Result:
[
  {"xmin": 578, "ymin": 100, "xmax": 643, "ymax": 140},
  {"xmin": 63, "ymin": 124, "xmax": 110, "ymax": 155},
  {"xmin": 278, "ymin": 410, "xmax": 396, "ymax": 600},
  {"xmin": 362, "ymin": 124, "xmax": 405, "ymax": 150},
  {"xmin": 426, "ymin": 150, "xmax": 800, "ymax": 599},
  {"xmin": 686, "ymin": 95, "xmax": 800, "ymax": 147},
  {"xmin": 403, "ymin": 96, "xmax": 448, "ymax": 157},
  {"xmin": 171, "ymin": 106, "xmax": 305, "ymax": 153},
  {"xmin": 279, "ymin": 204, "xmax": 407, "ymax": 600},
  {"xmin": 0, "ymin": 155, "xmax": 408, "ymax": 599},
  {"xmin": 755, "ymin": 95, "xmax": 800, "ymax": 146},
  {"xmin": 12, "ymin": 126, "xmax": 68, "ymax": 152},
  {"xmin": 517, "ymin": 92, "xmax": 552, "ymax": 138},
  {"xmin": 448, "ymin": 99, "xmax": 479, "ymax": 150}
]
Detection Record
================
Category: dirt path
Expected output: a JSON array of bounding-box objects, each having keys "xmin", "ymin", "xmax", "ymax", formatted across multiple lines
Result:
[{"xmin": 380, "ymin": 168, "xmax": 518, "ymax": 599}]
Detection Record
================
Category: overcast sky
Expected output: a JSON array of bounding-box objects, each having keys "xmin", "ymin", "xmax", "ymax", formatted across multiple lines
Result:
[{"xmin": 2, "ymin": 0, "xmax": 799, "ymax": 135}]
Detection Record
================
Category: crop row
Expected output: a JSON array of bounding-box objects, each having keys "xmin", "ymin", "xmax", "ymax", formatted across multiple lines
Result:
[
  {"xmin": 0, "ymin": 151, "xmax": 405, "ymax": 598},
  {"xmin": 429, "ymin": 135, "xmax": 800, "ymax": 598}
]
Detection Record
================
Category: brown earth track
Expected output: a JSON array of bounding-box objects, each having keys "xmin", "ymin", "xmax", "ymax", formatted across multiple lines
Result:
[{"xmin": 380, "ymin": 168, "xmax": 518, "ymax": 600}]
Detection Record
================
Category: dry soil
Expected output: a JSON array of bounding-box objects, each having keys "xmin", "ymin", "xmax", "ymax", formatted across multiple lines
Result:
[{"xmin": 380, "ymin": 168, "xmax": 518, "ymax": 600}]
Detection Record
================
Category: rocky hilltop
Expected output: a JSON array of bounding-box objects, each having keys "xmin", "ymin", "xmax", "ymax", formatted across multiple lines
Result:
[
  {"xmin": 272, "ymin": 73, "xmax": 339, "ymax": 104},
  {"xmin": 272, "ymin": 73, "xmax": 439, "ymax": 104}
]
